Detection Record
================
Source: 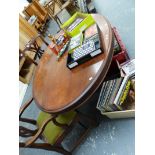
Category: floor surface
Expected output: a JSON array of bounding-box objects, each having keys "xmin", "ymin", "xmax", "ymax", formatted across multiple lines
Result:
[{"xmin": 19, "ymin": 0, "xmax": 135, "ymax": 155}]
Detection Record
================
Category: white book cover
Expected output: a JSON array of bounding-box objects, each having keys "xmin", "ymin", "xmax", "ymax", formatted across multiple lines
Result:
[
  {"xmin": 114, "ymin": 59, "xmax": 135, "ymax": 106},
  {"xmin": 113, "ymin": 72, "xmax": 134, "ymax": 106},
  {"xmin": 121, "ymin": 59, "xmax": 135, "ymax": 76}
]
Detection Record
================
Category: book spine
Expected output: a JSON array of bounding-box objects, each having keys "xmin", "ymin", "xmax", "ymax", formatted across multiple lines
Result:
[
  {"xmin": 104, "ymin": 80, "xmax": 117, "ymax": 112},
  {"xmin": 115, "ymin": 72, "xmax": 134, "ymax": 107},
  {"xmin": 100, "ymin": 81, "xmax": 111, "ymax": 111},
  {"xmin": 97, "ymin": 81, "xmax": 109, "ymax": 111},
  {"xmin": 108, "ymin": 78, "xmax": 123, "ymax": 111},
  {"xmin": 113, "ymin": 75, "xmax": 129, "ymax": 105},
  {"xmin": 119, "ymin": 80, "xmax": 131, "ymax": 105},
  {"xmin": 96, "ymin": 81, "xmax": 106, "ymax": 110}
]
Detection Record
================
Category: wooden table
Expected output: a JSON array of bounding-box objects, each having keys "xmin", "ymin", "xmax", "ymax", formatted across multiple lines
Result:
[{"xmin": 33, "ymin": 14, "xmax": 114, "ymax": 114}]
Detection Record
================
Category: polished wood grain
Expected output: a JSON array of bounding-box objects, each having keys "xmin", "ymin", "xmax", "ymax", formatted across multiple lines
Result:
[{"xmin": 33, "ymin": 14, "xmax": 114, "ymax": 114}]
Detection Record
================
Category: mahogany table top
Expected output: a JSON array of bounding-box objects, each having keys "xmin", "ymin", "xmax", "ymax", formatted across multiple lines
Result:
[{"xmin": 33, "ymin": 14, "xmax": 114, "ymax": 114}]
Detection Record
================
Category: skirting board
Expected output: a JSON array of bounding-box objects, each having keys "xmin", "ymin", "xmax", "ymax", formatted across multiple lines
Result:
[{"xmin": 19, "ymin": 81, "xmax": 28, "ymax": 106}]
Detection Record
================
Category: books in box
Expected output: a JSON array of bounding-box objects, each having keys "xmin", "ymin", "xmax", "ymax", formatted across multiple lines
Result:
[
  {"xmin": 97, "ymin": 59, "xmax": 135, "ymax": 113},
  {"xmin": 97, "ymin": 78, "xmax": 123, "ymax": 112}
]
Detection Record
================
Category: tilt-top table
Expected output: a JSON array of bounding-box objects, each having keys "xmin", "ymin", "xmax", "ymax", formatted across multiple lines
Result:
[{"xmin": 33, "ymin": 14, "xmax": 114, "ymax": 114}]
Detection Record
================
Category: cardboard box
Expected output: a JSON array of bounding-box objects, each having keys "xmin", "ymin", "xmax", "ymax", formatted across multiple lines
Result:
[{"xmin": 102, "ymin": 109, "xmax": 135, "ymax": 119}]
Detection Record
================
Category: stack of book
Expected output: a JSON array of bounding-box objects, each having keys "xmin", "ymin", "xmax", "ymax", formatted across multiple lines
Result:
[
  {"xmin": 97, "ymin": 59, "xmax": 135, "ymax": 113},
  {"xmin": 67, "ymin": 24, "xmax": 104, "ymax": 69},
  {"xmin": 68, "ymin": 33, "xmax": 84, "ymax": 54}
]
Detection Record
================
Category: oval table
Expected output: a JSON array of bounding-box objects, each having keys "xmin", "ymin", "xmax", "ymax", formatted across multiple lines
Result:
[{"xmin": 33, "ymin": 14, "xmax": 114, "ymax": 114}]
